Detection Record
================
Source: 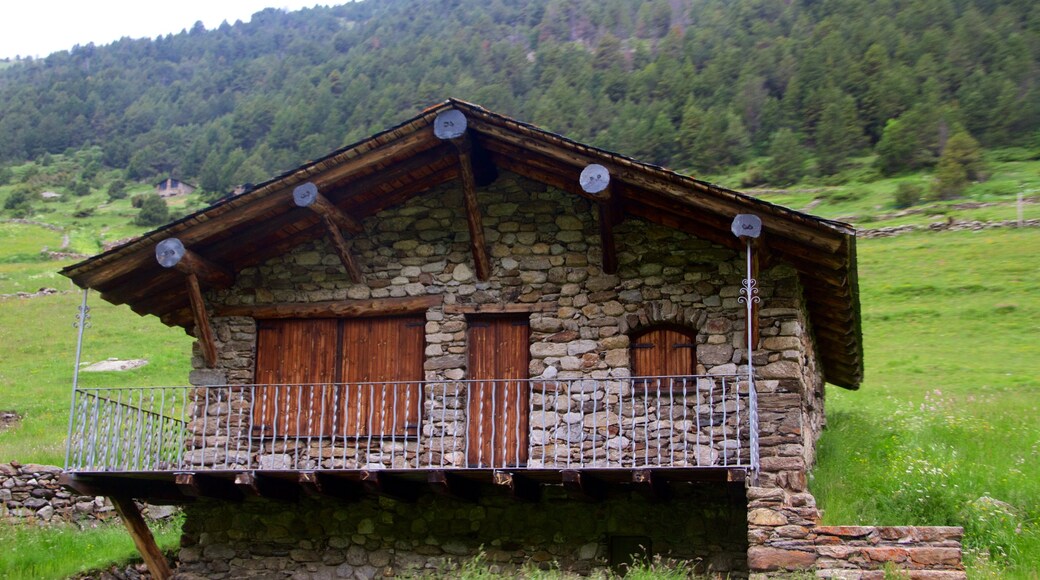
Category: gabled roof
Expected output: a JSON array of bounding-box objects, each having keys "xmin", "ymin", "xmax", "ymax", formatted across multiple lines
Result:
[{"xmin": 61, "ymin": 99, "xmax": 862, "ymax": 389}]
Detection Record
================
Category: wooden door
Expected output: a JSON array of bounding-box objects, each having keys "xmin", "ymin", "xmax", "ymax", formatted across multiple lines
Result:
[
  {"xmin": 631, "ymin": 327, "xmax": 697, "ymax": 379},
  {"xmin": 254, "ymin": 319, "xmax": 338, "ymax": 437},
  {"xmin": 467, "ymin": 317, "xmax": 529, "ymax": 467},
  {"xmin": 339, "ymin": 316, "xmax": 424, "ymax": 438}
]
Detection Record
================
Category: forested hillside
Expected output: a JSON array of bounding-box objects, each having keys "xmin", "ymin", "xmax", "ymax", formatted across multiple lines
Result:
[{"xmin": 0, "ymin": 0, "xmax": 1037, "ymax": 197}]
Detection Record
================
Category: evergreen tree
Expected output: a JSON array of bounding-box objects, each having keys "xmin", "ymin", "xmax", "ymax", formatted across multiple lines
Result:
[
  {"xmin": 766, "ymin": 129, "xmax": 806, "ymax": 186},
  {"xmin": 815, "ymin": 89, "xmax": 863, "ymax": 175}
]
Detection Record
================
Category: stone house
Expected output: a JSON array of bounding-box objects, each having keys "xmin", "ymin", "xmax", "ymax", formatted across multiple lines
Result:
[
  {"xmin": 156, "ymin": 177, "xmax": 197, "ymax": 198},
  {"xmin": 60, "ymin": 100, "xmax": 963, "ymax": 579}
]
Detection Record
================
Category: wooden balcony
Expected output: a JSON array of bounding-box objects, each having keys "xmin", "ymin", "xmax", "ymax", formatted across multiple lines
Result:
[{"xmin": 62, "ymin": 376, "xmax": 757, "ymax": 502}]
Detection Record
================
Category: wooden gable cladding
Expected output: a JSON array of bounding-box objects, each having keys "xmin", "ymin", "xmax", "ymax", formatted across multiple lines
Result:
[{"xmin": 60, "ymin": 99, "xmax": 862, "ymax": 389}]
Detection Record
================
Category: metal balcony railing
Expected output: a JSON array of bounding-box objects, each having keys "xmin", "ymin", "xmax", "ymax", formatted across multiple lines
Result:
[{"xmin": 65, "ymin": 375, "xmax": 757, "ymax": 473}]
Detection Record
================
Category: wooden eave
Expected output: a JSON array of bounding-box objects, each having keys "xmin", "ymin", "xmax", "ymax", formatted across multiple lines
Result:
[{"xmin": 60, "ymin": 98, "xmax": 862, "ymax": 389}]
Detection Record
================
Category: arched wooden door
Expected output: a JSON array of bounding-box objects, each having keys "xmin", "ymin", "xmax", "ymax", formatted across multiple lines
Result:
[{"xmin": 630, "ymin": 326, "xmax": 697, "ymax": 378}]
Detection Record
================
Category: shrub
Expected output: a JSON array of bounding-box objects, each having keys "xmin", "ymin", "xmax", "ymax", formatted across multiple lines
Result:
[
  {"xmin": 130, "ymin": 194, "xmax": 146, "ymax": 208},
  {"xmin": 134, "ymin": 193, "xmax": 170, "ymax": 226},
  {"xmin": 107, "ymin": 179, "xmax": 128, "ymax": 201},
  {"xmin": 893, "ymin": 183, "xmax": 924, "ymax": 209},
  {"xmin": 71, "ymin": 181, "xmax": 91, "ymax": 197}
]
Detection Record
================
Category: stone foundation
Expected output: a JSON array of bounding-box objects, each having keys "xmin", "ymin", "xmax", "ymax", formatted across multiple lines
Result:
[{"xmin": 175, "ymin": 485, "xmax": 749, "ymax": 579}]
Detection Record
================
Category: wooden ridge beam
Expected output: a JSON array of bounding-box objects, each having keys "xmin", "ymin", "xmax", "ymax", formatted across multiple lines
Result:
[
  {"xmin": 110, "ymin": 495, "xmax": 173, "ymax": 580},
  {"xmin": 185, "ymin": 273, "xmax": 218, "ymax": 368},
  {"xmin": 216, "ymin": 295, "xmax": 443, "ymax": 319}
]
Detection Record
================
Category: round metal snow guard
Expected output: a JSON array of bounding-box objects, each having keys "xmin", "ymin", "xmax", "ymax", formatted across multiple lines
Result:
[
  {"xmin": 731, "ymin": 214, "xmax": 762, "ymax": 239},
  {"xmin": 292, "ymin": 182, "xmax": 319, "ymax": 207},
  {"xmin": 155, "ymin": 238, "xmax": 186, "ymax": 268},
  {"xmin": 433, "ymin": 109, "xmax": 467, "ymax": 140},
  {"xmin": 579, "ymin": 164, "xmax": 610, "ymax": 194}
]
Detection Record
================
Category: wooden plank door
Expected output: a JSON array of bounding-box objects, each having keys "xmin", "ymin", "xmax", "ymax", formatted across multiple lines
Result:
[
  {"xmin": 631, "ymin": 327, "xmax": 697, "ymax": 379},
  {"xmin": 339, "ymin": 316, "xmax": 423, "ymax": 438},
  {"xmin": 254, "ymin": 319, "xmax": 338, "ymax": 437},
  {"xmin": 467, "ymin": 317, "xmax": 530, "ymax": 467}
]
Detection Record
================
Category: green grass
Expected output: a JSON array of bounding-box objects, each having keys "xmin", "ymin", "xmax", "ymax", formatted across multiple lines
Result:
[
  {"xmin": 0, "ymin": 518, "xmax": 181, "ymax": 580},
  {"xmin": 0, "ymin": 290, "xmax": 193, "ymax": 464},
  {"xmin": 735, "ymin": 154, "xmax": 1040, "ymax": 229},
  {"xmin": 812, "ymin": 228, "xmax": 1040, "ymax": 578}
]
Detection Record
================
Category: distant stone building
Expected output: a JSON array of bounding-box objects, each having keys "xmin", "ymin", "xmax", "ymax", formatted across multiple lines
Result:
[{"xmin": 155, "ymin": 177, "xmax": 196, "ymax": 198}]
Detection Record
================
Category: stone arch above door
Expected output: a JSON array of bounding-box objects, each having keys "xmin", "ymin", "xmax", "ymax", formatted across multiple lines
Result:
[{"xmin": 618, "ymin": 300, "xmax": 707, "ymax": 336}]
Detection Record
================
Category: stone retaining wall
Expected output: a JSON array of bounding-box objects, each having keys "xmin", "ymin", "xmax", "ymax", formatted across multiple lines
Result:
[
  {"xmin": 859, "ymin": 218, "xmax": 1039, "ymax": 238},
  {"xmin": 174, "ymin": 485, "xmax": 748, "ymax": 579},
  {"xmin": 0, "ymin": 462, "xmax": 172, "ymax": 525}
]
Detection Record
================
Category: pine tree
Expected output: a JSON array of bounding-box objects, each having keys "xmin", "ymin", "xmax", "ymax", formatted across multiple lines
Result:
[
  {"xmin": 766, "ymin": 129, "xmax": 806, "ymax": 186},
  {"xmin": 815, "ymin": 89, "xmax": 863, "ymax": 175}
]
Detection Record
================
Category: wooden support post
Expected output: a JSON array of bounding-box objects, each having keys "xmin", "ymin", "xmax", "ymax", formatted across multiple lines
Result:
[
  {"xmin": 428, "ymin": 470, "xmax": 481, "ymax": 502},
  {"xmin": 109, "ymin": 495, "xmax": 172, "ymax": 580},
  {"xmin": 492, "ymin": 471, "xmax": 540, "ymax": 502},
  {"xmin": 580, "ymin": 164, "xmax": 618, "ymax": 275},
  {"xmin": 293, "ymin": 182, "xmax": 365, "ymax": 282},
  {"xmin": 320, "ymin": 214, "xmax": 364, "ymax": 283},
  {"xmin": 293, "ymin": 183, "xmax": 364, "ymax": 234},
  {"xmin": 453, "ymin": 136, "xmax": 492, "ymax": 281},
  {"xmin": 598, "ymin": 201, "xmax": 618, "ymax": 274},
  {"xmin": 360, "ymin": 471, "xmax": 419, "ymax": 503},
  {"xmin": 562, "ymin": 470, "xmax": 607, "ymax": 502},
  {"xmin": 749, "ymin": 242, "xmax": 760, "ymax": 348},
  {"xmin": 155, "ymin": 238, "xmax": 234, "ymax": 288},
  {"xmin": 632, "ymin": 469, "xmax": 671, "ymax": 502},
  {"xmin": 185, "ymin": 273, "xmax": 218, "ymax": 368}
]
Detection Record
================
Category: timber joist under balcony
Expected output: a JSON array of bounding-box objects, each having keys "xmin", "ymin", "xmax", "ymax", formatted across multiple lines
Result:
[{"xmin": 60, "ymin": 467, "xmax": 747, "ymax": 505}]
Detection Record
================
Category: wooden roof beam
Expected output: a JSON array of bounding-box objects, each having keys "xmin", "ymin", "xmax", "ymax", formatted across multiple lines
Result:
[
  {"xmin": 579, "ymin": 164, "xmax": 620, "ymax": 275},
  {"xmin": 293, "ymin": 182, "xmax": 365, "ymax": 283},
  {"xmin": 435, "ymin": 109, "xmax": 491, "ymax": 281},
  {"xmin": 155, "ymin": 238, "xmax": 225, "ymax": 367}
]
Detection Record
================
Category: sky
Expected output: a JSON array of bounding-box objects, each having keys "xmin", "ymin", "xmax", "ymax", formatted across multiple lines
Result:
[{"xmin": 1, "ymin": 1, "xmax": 332, "ymax": 60}]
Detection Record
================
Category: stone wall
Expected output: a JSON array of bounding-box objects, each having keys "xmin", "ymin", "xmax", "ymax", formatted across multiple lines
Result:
[
  {"xmin": 0, "ymin": 462, "xmax": 173, "ymax": 525},
  {"xmin": 174, "ymin": 485, "xmax": 749, "ymax": 579},
  {"xmin": 183, "ymin": 172, "xmax": 810, "ymax": 473}
]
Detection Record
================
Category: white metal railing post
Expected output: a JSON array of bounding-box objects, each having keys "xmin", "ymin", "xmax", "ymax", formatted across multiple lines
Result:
[
  {"xmin": 65, "ymin": 289, "xmax": 90, "ymax": 471},
  {"xmin": 733, "ymin": 214, "xmax": 762, "ymax": 474}
]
